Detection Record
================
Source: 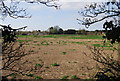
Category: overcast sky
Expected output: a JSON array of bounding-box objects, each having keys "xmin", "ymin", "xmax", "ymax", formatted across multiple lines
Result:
[{"xmin": 1, "ymin": 0, "xmax": 116, "ymax": 31}]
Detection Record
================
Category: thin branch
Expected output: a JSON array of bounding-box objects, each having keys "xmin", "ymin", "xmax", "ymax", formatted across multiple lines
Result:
[{"xmin": 78, "ymin": 13, "xmax": 119, "ymax": 26}]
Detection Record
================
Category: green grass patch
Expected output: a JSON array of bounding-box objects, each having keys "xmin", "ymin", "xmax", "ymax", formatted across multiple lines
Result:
[
  {"xmin": 29, "ymin": 50, "xmax": 35, "ymax": 52},
  {"xmin": 34, "ymin": 44, "xmax": 41, "ymax": 46},
  {"xmin": 70, "ymin": 35, "xmax": 102, "ymax": 39},
  {"xmin": 7, "ymin": 73, "xmax": 18, "ymax": 79},
  {"xmin": 17, "ymin": 40, "xmax": 32, "ymax": 42},
  {"xmin": 104, "ymin": 47, "xmax": 117, "ymax": 50},
  {"xmin": 61, "ymin": 76, "xmax": 69, "ymax": 79},
  {"xmin": 17, "ymin": 35, "xmax": 35, "ymax": 38},
  {"xmin": 41, "ymin": 41, "xmax": 49, "ymax": 45},
  {"xmin": 51, "ymin": 63, "xmax": 60, "ymax": 66},
  {"xmin": 92, "ymin": 44, "xmax": 112, "ymax": 47},
  {"xmin": 42, "ymin": 35, "xmax": 57, "ymax": 38},
  {"xmin": 34, "ymin": 76, "xmax": 43, "ymax": 79},
  {"xmin": 26, "ymin": 74, "xmax": 34, "ymax": 77},
  {"xmin": 71, "ymin": 41, "xmax": 86, "ymax": 44},
  {"xmin": 71, "ymin": 75, "xmax": 79, "ymax": 79},
  {"xmin": 45, "ymin": 66, "xmax": 49, "ymax": 68},
  {"xmin": 33, "ymin": 41, "xmax": 38, "ymax": 43},
  {"xmin": 18, "ymin": 35, "xmax": 102, "ymax": 39},
  {"xmin": 62, "ymin": 52, "xmax": 67, "ymax": 55},
  {"xmin": 35, "ymin": 64, "xmax": 43, "ymax": 67},
  {"xmin": 70, "ymin": 49, "xmax": 76, "ymax": 51},
  {"xmin": 81, "ymin": 73, "xmax": 87, "ymax": 75}
]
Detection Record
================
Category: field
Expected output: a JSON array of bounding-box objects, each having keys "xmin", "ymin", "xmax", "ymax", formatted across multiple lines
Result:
[{"xmin": 2, "ymin": 35, "xmax": 118, "ymax": 79}]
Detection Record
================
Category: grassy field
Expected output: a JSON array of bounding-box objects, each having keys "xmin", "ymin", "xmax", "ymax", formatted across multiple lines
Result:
[
  {"xmin": 17, "ymin": 34, "xmax": 117, "ymax": 48},
  {"xmin": 17, "ymin": 34, "xmax": 103, "ymax": 39},
  {"xmin": 3, "ymin": 34, "xmax": 118, "ymax": 79}
]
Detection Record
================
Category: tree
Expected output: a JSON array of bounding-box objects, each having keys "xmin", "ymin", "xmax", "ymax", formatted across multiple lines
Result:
[
  {"xmin": 58, "ymin": 28, "xmax": 63, "ymax": 34},
  {"xmin": 77, "ymin": 0, "xmax": 120, "ymax": 41},
  {"xmin": 77, "ymin": 0, "xmax": 120, "ymax": 58},
  {"xmin": 0, "ymin": 0, "xmax": 60, "ymax": 79},
  {"xmin": 77, "ymin": 0, "xmax": 120, "ymax": 80},
  {"xmin": 0, "ymin": 24, "xmax": 34, "ymax": 79},
  {"xmin": 77, "ymin": 0, "xmax": 120, "ymax": 27},
  {"xmin": 77, "ymin": 29, "xmax": 87, "ymax": 35},
  {"xmin": 0, "ymin": 0, "xmax": 60, "ymax": 19},
  {"xmin": 64, "ymin": 29, "xmax": 76, "ymax": 34},
  {"xmin": 48, "ymin": 25, "xmax": 63, "ymax": 34}
]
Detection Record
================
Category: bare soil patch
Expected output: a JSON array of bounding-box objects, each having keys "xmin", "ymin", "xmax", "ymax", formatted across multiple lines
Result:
[{"xmin": 2, "ymin": 37, "xmax": 118, "ymax": 79}]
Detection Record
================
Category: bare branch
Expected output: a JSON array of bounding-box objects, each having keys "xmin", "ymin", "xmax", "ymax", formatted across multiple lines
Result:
[
  {"xmin": 84, "ymin": 45, "xmax": 120, "ymax": 78},
  {"xmin": 78, "ymin": 1, "xmax": 120, "ymax": 27},
  {"xmin": 0, "ymin": 0, "xmax": 60, "ymax": 19},
  {"xmin": 77, "ymin": 13, "xmax": 119, "ymax": 26}
]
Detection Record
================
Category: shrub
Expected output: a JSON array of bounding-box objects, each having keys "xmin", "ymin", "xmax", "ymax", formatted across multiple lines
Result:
[{"xmin": 84, "ymin": 45, "xmax": 120, "ymax": 80}]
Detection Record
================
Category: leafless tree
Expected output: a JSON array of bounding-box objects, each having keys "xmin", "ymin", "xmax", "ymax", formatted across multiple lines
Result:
[
  {"xmin": 77, "ymin": 0, "xmax": 120, "ymax": 27},
  {"xmin": 77, "ymin": 0, "xmax": 120, "ymax": 58},
  {"xmin": 2, "ymin": 42, "xmax": 28, "ymax": 72},
  {"xmin": 0, "ymin": 0, "xmax": 60, "ymax": 79},
  {"xmin": 0, "ymin": 0, "xmax": 60, "ymax": 19},
  {"xmin": 84, "ymin": 45, "xmax": 120, "ymax": 80},
  {"xmin": 78, "ymin": 0, "xmax": 120, "ymax": 80}
]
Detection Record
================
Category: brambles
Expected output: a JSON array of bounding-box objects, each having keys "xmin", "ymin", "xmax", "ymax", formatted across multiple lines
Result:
[
  {"xmin": 6, "ymin": 73, "xmax": 18, "ymax": 79},
  {"xmin": 2, "ymin": 42, "xmax": 28, "ymax": 70},
  {"xmin": 79, "ymin": 1, "xmax": 120, "ymax": 80},
  {"xmin": 1, "ymin": 41, "xmax": 41, "ymax": 79},
  {"xmin": 1, "ymin": 24, "xmax": 40, "ymax": 79},
  {"xmin": 84, "ymin": 45, "xmax": 120, "ymax": 80}
]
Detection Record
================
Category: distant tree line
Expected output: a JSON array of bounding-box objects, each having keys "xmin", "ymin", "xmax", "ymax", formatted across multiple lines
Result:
[
  {"xmin": 17, "ymin": 26, "xmax": 104, "ymax": 35},
  {"xmin": 48, "ymin": 26, "xmax": 104, "ymax": 35}
]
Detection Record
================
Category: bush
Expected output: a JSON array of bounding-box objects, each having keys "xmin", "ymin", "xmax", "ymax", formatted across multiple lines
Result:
[{"xmin": 84, "ymin": 45, "xmax": 120, "ymax": 80}]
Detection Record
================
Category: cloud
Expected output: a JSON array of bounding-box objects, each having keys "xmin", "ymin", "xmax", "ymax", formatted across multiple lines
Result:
[
  {"xmin": 58, "ymin": 0, "xmax": 115, "ymax": 10},
  {"xmin": 59, "ymin": 0, "xmax": 109, "ymax": 2},
  {"xmin": 26, "ymin": 0, "xmax": 111, "ymax": 10},
  {"xmin": 59, "ymin": 2, "xmax": 91, "ymax": 10}
]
